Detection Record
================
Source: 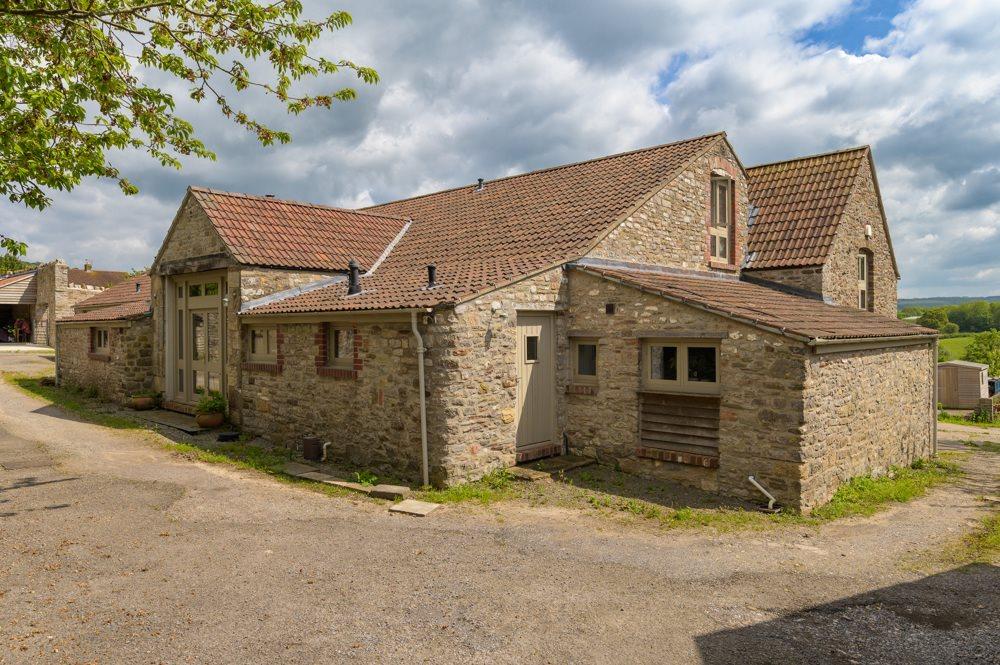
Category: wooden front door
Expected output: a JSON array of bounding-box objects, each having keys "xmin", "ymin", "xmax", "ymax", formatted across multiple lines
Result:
[
  {"xmin": 168, "ymin": 273, "xmax": 225, "ymax": 406},
  {"xmin": 516, "ymin": 313, "xmax": 555, "ymax": 451}
]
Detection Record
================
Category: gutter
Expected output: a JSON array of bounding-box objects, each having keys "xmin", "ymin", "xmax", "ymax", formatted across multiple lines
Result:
[{"xmin": 410, "ymin": 309, "xmax": 430, "ymax": 486}]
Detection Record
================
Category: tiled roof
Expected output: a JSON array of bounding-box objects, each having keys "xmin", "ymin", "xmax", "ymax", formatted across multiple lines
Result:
[
  {"xmin": 575, "ymin": 265, "xmax": 935, "ymax": 341},
  {"xmin": 75, "ymin": 274, "xmax": 151, "ymax": 311},
  {"xmin": 57, "ymin": 300, "xmax": 150, "ymax": 323},
  {"xmin": 248, "ymin": 133, "xmax": 725, "ymax": 314},
  {"xmin": 68, "ymin": 268, "xmax": 129, "ymax": 289},
  {"xmin": 189, "ymin": 188, "xmax": 409, "ymax": 271},
  {"xmin": 745, "ymin": 147, "xmax": 869, "ymax": 269},
  {"xmin": 0, "ymin": 270, "xmax": 36, "ymax": 289}
]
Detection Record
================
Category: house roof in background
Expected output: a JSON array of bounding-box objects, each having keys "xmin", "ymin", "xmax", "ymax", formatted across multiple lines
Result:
[
  {"xmin": 745, "ymin": 146, "xmax": 870, "ymax": 270},
  {"xmin": 575, "ymin": 265, "xmax": 935, "ymax": 341},
  {"xmin": 74, "ymin": 274, "xmax": 151, "ymax": 311},
  {"xmin": 0, "ymin": 270, "xmax": 36, "ymax": 289},
  {"xmin": 188, "ymin": 187, "xmax": 409, "ymax": 272},
  {"xmin": 68, "ymin": 267, "xmax": 129, "ymax": 289},
  {"xmin": 57, "ymin": 300, "xmax": 151, "ymax": 323},
  {"xmin": 247, "ymin": 132, "xmax": 726, "ymax": 314}
]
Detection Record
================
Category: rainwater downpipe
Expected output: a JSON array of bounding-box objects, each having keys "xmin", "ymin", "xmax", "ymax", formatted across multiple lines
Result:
[
  {"xmin": 748, "ymin": 475, "xmax": 777, "ymax": 511},
  {"xmin": 411, "ymin": 310, "xmax": 430, "ymax": 487}
]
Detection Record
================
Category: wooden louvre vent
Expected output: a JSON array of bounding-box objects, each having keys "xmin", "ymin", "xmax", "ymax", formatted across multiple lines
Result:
[{"xmin": 637, "ymin": 392, "xmax": 720, "ymax": 468}]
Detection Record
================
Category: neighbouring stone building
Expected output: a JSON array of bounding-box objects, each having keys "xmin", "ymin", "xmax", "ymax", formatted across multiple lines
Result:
[
  {"xmin": 69, "ymin": 131, "xmax": 935, "ymax": 511},
  {"xmin": 0, "ymin": 260, "xmax": 128, "ymax": 345},
  {"xmin": 55, "ymin": 275, "xmax": 153, "ymax": 403}
]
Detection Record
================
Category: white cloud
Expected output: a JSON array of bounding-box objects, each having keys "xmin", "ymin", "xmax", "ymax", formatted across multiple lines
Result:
[{"xmin": 1, "ymin": 0, "xmax": 997, "ymax": 298}]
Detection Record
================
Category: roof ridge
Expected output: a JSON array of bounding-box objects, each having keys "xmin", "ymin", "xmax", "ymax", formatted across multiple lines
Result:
[
  {"xmin": 188, "ymin": 186, "xmax": 410, "ymax": 223},
  {"xmin": 362, "ymin": 131, "xmax": 726, "ymax": 210},
  {"xmin": 747, "ymin": 145, "xmax": 869, "ymax": 171}
]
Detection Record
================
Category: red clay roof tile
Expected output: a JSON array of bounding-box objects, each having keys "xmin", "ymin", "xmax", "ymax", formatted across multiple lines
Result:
[
  {"xmin": 746, "ymin": 147, "xmax": 869, "ymax": 270},
  {"xmin": 188, "ymin": 188, "xmax": 409, "ymax": 272},
  {"xmin": 577, "ymin": 265, "xmax": 935, "ymax": 341},
  {"xmin": 248, "ymin": 133, "xmax": 725, "ymax": 314}
]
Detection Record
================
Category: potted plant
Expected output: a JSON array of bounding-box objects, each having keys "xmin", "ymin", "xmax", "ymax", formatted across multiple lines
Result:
[
  {"xmin": 195, "ymin": 390, "xmax": 226, "ymax": 428},
  {"xmin": 129, "ymin": 390, "xmax": 159, "ymax": 411}
]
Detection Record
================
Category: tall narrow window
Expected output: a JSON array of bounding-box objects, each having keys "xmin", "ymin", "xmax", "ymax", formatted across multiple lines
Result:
[
  {"xmin": 710, "ymin": 177, "xmax": 732, "ymax": 262},
  {"xmin": 571, "ymin": 338, "xmax": 598, "ymax": 384},
  {"xmin": 90, "ymin": 327, "xmax": 110, "ymax": 355},
  {"xmin": 857, "ymin": 252, "xmax": 871, "ymax": 311},
  {"xmin": 248, "ymin": 326, "xmax": 277, "ymax": 362}
]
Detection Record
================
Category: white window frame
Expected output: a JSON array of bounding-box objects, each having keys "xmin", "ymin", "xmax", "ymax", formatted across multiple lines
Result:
[
  {"xmin": 641, "ymin": 339, "xmax": 721, "ymax": 395},
  {"xmin": 709, "ymin": 177, "xmax": 732, "ymax": 263},
  {"xmin": 857, "ymin": 253, "xmax": 869, "ymax": 310},
  {"xmin": 571, "ymin": 337, "xmax": 598, "ymax": 384},
  {"xmin": 247, "ymin": 326, "xmax": 277, "ymax": 363},
  {"xmin": 326, "ymin": 325, "xmax": 354, "ymax": 369},
  {"xmin": 91, "ymin": 327, "xmax": 110, "ymax": 355}
]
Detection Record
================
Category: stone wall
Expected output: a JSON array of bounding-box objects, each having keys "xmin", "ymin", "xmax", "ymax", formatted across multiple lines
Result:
[
  {"xmin": 157, "ymin": 194, "xmax": 229, "ymax": 266},
  {"xmin": 822, "ymin": 157, "xmax": 898, "ymax": 317},
  {"xmin": 239, "ymin": 268, "xmax": 336, "ymax": 304},
  {"xmin": 588, "ymin": 140, "xmax": 748, "ymax": 274},
  {"xmin": 237, "ymin": 320, "xmax": 426, "ymax": 482},
  {"xmin": 800, "ymin": 343, "xmax": 934, "ymax": 510},
  {"xmin": 56, "ymin": 319, "xmax": 154, "ymax": 403},
  {"xmin": 564, "ymin": 270, "xmax": 810, "ymax": 504},
  {"xmin": 742, "ymin": 266, "xmax": 824, "ymax": 298},
  {"xmin": 34, "ymin": 261, "xmax": 105, "ymax": 346},
  {"xmin": 424, "ymin": 268, "xmax": 569, "ymax": 484}
]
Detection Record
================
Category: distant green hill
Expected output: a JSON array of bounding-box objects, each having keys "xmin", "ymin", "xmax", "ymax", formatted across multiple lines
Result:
[{"xmin": 899, "ymin": 295, "xmax": 1000, "ymax": 310}]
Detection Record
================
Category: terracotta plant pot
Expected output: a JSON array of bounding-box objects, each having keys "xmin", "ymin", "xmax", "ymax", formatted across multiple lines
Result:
[
  {"xmin": 195, "ymin": 412, "xmax": 225, "ymax": 429},
  {"xmin": 130, "ymin": 396, "xmax": 155, "ymax": 411}
]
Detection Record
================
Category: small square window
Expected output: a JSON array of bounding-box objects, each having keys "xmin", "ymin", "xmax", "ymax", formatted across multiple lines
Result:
[
  {"xmin": 525, "ymin": 335, "xmax": 539, "ymax": 362},
  {"xmin": 327, "ymin": 326, "xmax": 354, "ymax": 367},
  {"xmin": 248, "ymin": 326, "xmax": 277, "ymax": 362},
  {"xmin": 204, "ymin": 282, "xmax": 219, "ymax": 296},
  {"xmin": 650, "ymin": 345, "xmax": 678, "ymax": 381},
  {"xmin": 687, "ymin": 347, "xmax": 717, "ymax": 383},
  {"xmin": 189, "ymin": 284, "xmax": 202, "ymax": 298},
  {"xmin": 572, "ymin": 338, "xmax": 598, "ymax": 383}
]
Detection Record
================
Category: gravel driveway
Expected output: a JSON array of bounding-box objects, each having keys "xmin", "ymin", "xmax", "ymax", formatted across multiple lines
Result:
[{"xmin": 1, "ymin": 358, "xmax": 997, "ymax": 664}]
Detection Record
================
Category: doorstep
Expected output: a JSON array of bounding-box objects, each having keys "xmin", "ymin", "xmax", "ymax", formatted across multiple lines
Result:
[
  {"xmin": 132, "ymin": 409, "xmax": 205, "ymax": 434},
  {"xmin": 280, "ymin": 461, "xmax": 413, "ymax": 500}
]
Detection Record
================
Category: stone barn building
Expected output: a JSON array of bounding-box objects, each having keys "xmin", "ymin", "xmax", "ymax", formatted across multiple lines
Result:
[
  {"xmin": 134, "ymin": 132, "xmax": 934, "ymax": 511},
  {"xmin": 0, "ymin": 261, "xmax": 128, "ymax": 345},
  {"xmin": 55, "ymin": 274, "xmax": 154, "ymax": 403}
]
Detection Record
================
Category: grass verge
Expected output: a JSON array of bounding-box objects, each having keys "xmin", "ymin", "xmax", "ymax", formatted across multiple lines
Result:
[
  {"xmin": 5, "ymin": 373, "xmax": 969, "ymax": 525},
  {"xmin": 964, "ymin": 440, "xmax": 1000, "ymax": 453},
  {"xmin": 938, "ymin": 412, "xmax": 1000, "ymax": 429},
  {"xmin": 4, "ymin": 373, "xmax": 355, "ymax": 499}
]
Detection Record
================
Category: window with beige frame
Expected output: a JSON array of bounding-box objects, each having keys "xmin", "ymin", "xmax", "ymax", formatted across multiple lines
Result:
[
  {"xmin": 857, "ymin": 251, "xmax": 873, "ymax": 311},
  {"xmin": 571, "ymin": 338, "xmax": 598, "ymax": 384},
  {"xmin": 709, "ymin": 176, "xmax": 732, "ymax": 262},
  {"xmin": 90, "ymin": 327, "xmax": 110, "ymax": 355},
  {"xmin": 642, "ymin": 339, "xmax": 720, "ymax": 395},
  {"xmin": 247, "ymin": 326, "xmax": 277, "ymax": 363},
  {"xmin": 326, "ymin": 325, "xmax": 354, "ymax": 368}
]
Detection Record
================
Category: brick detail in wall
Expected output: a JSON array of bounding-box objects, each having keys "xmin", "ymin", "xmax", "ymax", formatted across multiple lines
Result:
[
  {"xmin": 515, "ymin": 443, "xmax": 563, "ymax": 463},
  {"xmin": 636, "ymin": 446, "xmax": 720, "ymax": 468},
  {"xmin": 566, "ymin": 384, "xmax": 598, "ymax": 396},
  {"xmin": 314, "ymin": 322, "xmax": 361, "ymax": 379}
]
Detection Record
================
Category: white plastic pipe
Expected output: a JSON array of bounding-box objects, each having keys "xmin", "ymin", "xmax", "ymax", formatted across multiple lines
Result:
[
  {"xmin": 411, "ymin": 310, "xmax": 429, "ymax": 487},
  {"xmin": 748, "ymin": 475, "xmax": 777, "ymax": 510}
]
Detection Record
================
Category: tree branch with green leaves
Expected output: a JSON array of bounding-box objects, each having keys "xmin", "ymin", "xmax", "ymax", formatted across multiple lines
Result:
[{"xmin": 0, "ymin": 1, "xmax": 378, "ymax": 210}]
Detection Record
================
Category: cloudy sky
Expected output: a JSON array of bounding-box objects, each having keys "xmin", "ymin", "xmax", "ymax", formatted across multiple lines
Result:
[{"xmin": 2, "ymin": 0, "xmax": 998, "ymax": 297}]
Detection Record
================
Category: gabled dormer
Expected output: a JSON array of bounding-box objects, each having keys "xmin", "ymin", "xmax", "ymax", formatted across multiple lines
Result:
[
  {"xmin": 742, "ymin": 146, "xmax": 900, "ymax": 317},
  {"xmin": 585, "ymin": 133, "xmax": 749, "ymax": 276}
]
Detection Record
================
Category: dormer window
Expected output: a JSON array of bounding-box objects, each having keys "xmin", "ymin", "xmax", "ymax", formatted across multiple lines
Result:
[{"xmin": 710, "ymin": 177, "xmax": 732, "ymax": 262}]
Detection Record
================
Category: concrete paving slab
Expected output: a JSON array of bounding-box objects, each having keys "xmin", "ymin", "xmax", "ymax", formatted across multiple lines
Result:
[
  {"xmin": 388, "ymin": 499, "xmax": 440, "ymax": 517},
  {"xmin": 369, "ymin": 484, "xmax": 411, "ymax": 500},
  {"xmin": 281, "ymin": 462, "xmax": 318, "ymax": 476},
  {"xmin": 133, "ymin": 410, "xmax": 205, "ymax": 434},
  {"xmin": 297, "ymin": 471, "xmax": 336, "ymax": 482},
  {"xmin": 323, "ymin": 480, "xmax": 372, "ymax": 495},
  {"xmin": 508, "ymin": 466, "xmax": 551, "ymax": 482}
]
